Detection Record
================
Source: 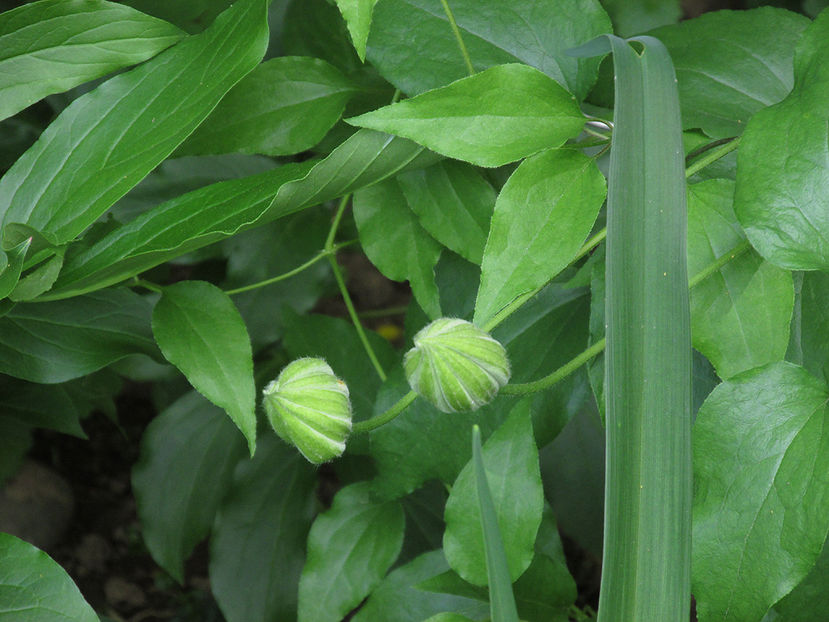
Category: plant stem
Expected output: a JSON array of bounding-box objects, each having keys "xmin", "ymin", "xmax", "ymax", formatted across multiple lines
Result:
[
  {"xmin": 685, "ymin": 136, "xmax": 740, "ymax": 178},
  {"xmin": 326, "ymin": 196, "xmax": 388, "ymax": 382},
  {"xmin": 352, "ymin": 391, "xmax": 417, "ymax": 433},
  {"xmin": 440, "ymin": 0, "xmax": 475, "ymax": 76},
  {"xmin": 132, "ymin": 278, "xmax": 162, "ymax": 293},
  {"xmin": 500, "ymin": 338, "xmax": 606, "ymax": 395},
  {"xmin": 688, "ymin": 239, "xmax": 751, "ymax": 288},
  {"xmin": 224, "ymin": 240, "xmax": 357, "ymax": 296}
]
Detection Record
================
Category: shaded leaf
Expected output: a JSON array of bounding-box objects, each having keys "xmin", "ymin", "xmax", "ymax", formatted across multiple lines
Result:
[
  {"xmin": 210, "ymin": 435, "xmax": 317, "ymax": 622},
  {"xmin": 132, "ymin": 391, "xmax": 246, "ymax": 582},
  {"xmin": 693, "ymin": 362, "xmax": 829, "ymax": 622},
  {"xmin": 0, "ymin": 288, "xmax": 158, "ymax": 383},
  {"xmin": 601, "ymin": 0, "xmax": 680, "ymax": 36},
  {"xmin": 650, "ymin": 8, "xmax": 809, "ymax": 138},
  {"xmin": 734, "ymin": 10, "xmax": 829, "ymax": 270},
  {"xmin": 298, "ymin": 482, "xmax": 405, "ymax": 622},
  {"xmin": 0, "ymin": 0, "xmax": 185, "ymax": 122},
  {"xmin": 152, "ymin": 281, "xmax": 256, "ymax": 453},
  {"xmin": 772, "ymin": 536, "xmax": 829, "ymax": 622},
  {"xmin": 687, "ymin": 179, "xmax": 793, "ymax": 379},
  {"xmin": 474, "ymin": 148, "xmax": 605, "ymax": 327},
  {"xmin": 177, "ymin": 56, "xmax": 356, "ymax": 157},
  {"xmin": 366, "ymin": 0, "xmax": 611, "ymax": 98},
  {"xmin": 349, "ymin": 64, "xmax": 585, "ymax": 167}
]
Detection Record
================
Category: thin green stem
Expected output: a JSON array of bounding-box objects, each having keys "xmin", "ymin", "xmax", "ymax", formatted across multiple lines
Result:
[
  {"xmin": 440, "ymin": 0, "xmax": 475, "ymax": 76},
  {"xmin": 224, "ymin": 240, "xmax": 357, "ymax": 296},
  {"xmin": 685, "ymin": 136, "xmax": 740, "ymax": 178},
  {"xmin": 583, "ymin": 125, "xmax": 612, "ymax": 141},
  {"xmin": 500, "ymin": 338, "xmax": 606, "ymax": 395},
  {"xmin": 688, "ymin": 239, "xmax": 751, "ymax": 288},
  {"xmin": 132, "ymin": 278, "xmax": 162, "ymax": 293},
  {"xmin": 353, "ymin": 391, "xmax": 417, "ymax": 433},
  {"xmin": 325, "ymin": 195, "xmax": 388, "ymax": 382}
]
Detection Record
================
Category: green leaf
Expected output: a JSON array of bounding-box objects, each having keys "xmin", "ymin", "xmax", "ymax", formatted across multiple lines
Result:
[
  {"xmin": 0, "ymin": 289, "xmax": 158, "ymax": 383},
  {"xmin": 132, "ymin": 391, "xmax": 246, "ymax": 582},
  {"xmin": 473, "ymin": 148, "xmax": 605, "ymax": 327},
  {"xmin": 353, "ymin": 179, "xmax": 443, "ymax": 319},
  {"xmin": 424, "ymin": 614, "xmax": 477, "ymax": 622},
  {"xmin": 444, "ymin": 402, "xmax": 542, "ymax": 587},
  {"xmin": 0, "ymin": 0, "xmax": 185, "ymax": 122},
  {"xmin": 366, "ymin": 0, "xmax": 611, "ymax": 99},
  {"xmin": 601, "ymin": 0, "xmax": 680, "ymax": 37},
  {"xmin": 649, "ymin": 8, "xmax": 810, "ymax": 138},
  {"xmin": 45, "ymin": 129, "xmax": 439, "ymax": 301},
  {"xmin": 734, "ymin": 10, "xmax": 829, "ymax": 270},
  {"xmin": 687, "ymin": 179, "xmax": 794, "ymax": 379},
  {"xmin": 792, "ymin": 271, "xmax": 829, "ymax": 384},
  {"xmin": 298, "ymin": 482, "xmax": 405, "ymax": 622},
  {"xmin": 118, "ymin": 0, "xmax": 233, "ymax": 34},
  {"xmin": 210, "ymin": 435, "xmax": 317, "ymax": 622},
  {"xmin": 177, "ymin": 56, "xmax": 356, "ymax": 157},
  {"xmin": 352, "ymin": 550, "xmax": 489, "ymax": 622},
  {"xmin": 348, "ymin": 64, "xmax": 585, "ymax": 167},
  {"xmin": 0, "ymin": 532, "xmax": 98, "ymax": 621},
  {"xmin": 397, "ymin": 161, "xmax": 495, "ymax": 265},
  {"xmin": 772, "ymin": 536, "xmax": 829, "ymax": 621},
  {"xmin": 470, "ymin": 424, "xmax": 520, "ymax": 622},
  {"xmin": 333, "ymin": 0, "xmax": 378, "ymax": 61},
  {"xmin": 692, "ymin": 362, "xmax": 829, "ymax": 622},
  {"xmin": 151, "ymin": 281, "xmax": 256, "ymax": 454},
  {"xmin": 0, "ymin": 0, "xmax": 268, "ymax": 264},
  {"xmin": 9, "ymin": 250, "xmax": 65, "ymax": 302}
]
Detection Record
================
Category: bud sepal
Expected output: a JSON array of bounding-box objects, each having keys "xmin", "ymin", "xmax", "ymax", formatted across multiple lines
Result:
[
  {"xmin": 262, "ymin": 357, "xmax": 352, "ymax": 464},
  {"xmin": 404, "ymin": 318, "xmax": 511, "ymax": 413}
]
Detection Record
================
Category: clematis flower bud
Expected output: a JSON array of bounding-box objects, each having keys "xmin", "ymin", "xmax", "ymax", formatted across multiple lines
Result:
[
  {"xmin": 262, "ymin": 357, "xmax": 351, "ymax": 464},
  {"xmin": 404, "ymin": 318, "xmax": 511, "ymax": 413}
]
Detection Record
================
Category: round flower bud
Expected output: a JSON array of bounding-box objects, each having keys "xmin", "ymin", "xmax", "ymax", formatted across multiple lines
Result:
[
  {"xmin": 404, "ymin": 318, "xmax": 510, "ymax": 413},
  {"xmin": 262, "ymin": 358, "xmax": 351, "ymax": 464}
]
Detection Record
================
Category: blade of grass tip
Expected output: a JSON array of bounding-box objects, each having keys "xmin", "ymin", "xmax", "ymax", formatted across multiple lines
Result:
[
  {"xmin": 471, "ymin": 425, "xmax": 519, "ymax": 622},
  {"xmin": 571, "ymin": 34, "xmax": 692, "ymax": 622}
]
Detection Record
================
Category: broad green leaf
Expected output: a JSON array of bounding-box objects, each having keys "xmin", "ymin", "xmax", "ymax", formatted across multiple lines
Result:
[
  {"xmin": 734, "ymin": 10, "xmax": 829, "ymax": 270},
  {"xmin": 283, "ymin": 0, "xmax": 362, "ymax": 75},
  {"xmin": 298, "ymin": 482, "xmax": 405, "ymax": 622},
  {"xmin": 152, "ymin": 281, "xmax": 256, "ymax": 454},
  {"xmin": 119, "ymin": 0, "xmax": 233, "ymax": 33},
  {"xmin": 0, "ymin": 0, "xmax": 268, "ymax": 265},
  {"xmin": 473, "ymin": 148, "xmax": 605, "ymax": 327},
  {"xmin": 692, "ymin": 362, "xmax": 829, "ymax": 622},
  {"xmin": 349, "ymin": 64, "xmax": 585, "ymax": 167},
  {"xmin": 353, "ymin": 179, "xmax": 443, "ymax": 319},
  {"xmin": 601, "ymin": 0, "xmax": 680, "ymax": 36},
  {"xmin": 0, "ymin": 289, "xmax": 158, "ymax": 383},
  {"xmin": 772, "ymin": 536, "xmax": 829, "ymax": 621},
  {"xmin": 333, "ymin": 0, "xmax": 378, "ymax": 61},
  {"xmin": 649, "ymin": 8, "xmax": 810, "ymax": 138},
  {"xmin": 366, "ymin": 0, "xmax": 611, "ymax": 99},
  {"xmin": 0, "ymin": 0, "xmax": 185, "ymax": 122},
  {"xmin": 445, "ymin": 402, "xmax": 542, "ymax": 586},
  {"xmin": 0, "ymin": 532, "xmax": 97, "ymax": 621},
  {"xmin": 397, "ymin": 161, "xmax": 495, "ymax": 265},
  {"xmin": 210, "ymin": 435, "xmax": 317, "ymax": 622},
  {"xmin": 223, "ymin": 209, "xmax": 332, "ymax": 350},
  {"xmin": 370, "ymin": 284, "xmax": 589, "ymax": 500},
  {"xmin": 352, "ymin": 550, "xmax": 489, "ymax": 622},
  {"xmin": 574, "ymin": 34, "xmax": 692, "ymax": 621},
  {"xmin": 177, "ymin": 56, "xmax": 356, "ymax": 157},
  {"xmin": 687, "ymin": 179, "xmax": 793, "ymax": 379},
  {"xmin": 282, "ymin": 311, "xmax": 399, "ymax": 426},
  {"xmin": 9, "ymin": 250, "xmax": 64, "ymax": 302},
  {"xmin": 132, "ymin": 391, "xmax": 246, "ymax": 582},
  {"xmin": 45, "ymin": 130, "xmax": 439, "ymax": 301},
  {"xmin": 399, "ymin": 481, "xmax": 447, "ymax": 564}
]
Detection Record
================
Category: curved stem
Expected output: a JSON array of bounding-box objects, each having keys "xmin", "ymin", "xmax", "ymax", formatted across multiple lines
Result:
[
  {"xmin": 132, "ymin": 278, "xmax": 162, "ymax": 293},
  {"xmin": 224, "ymin": 240, "xmax": 357, "ymax": 296},
  {"xmin": 440, "ymin": 0, "xmax": 475, "ymax": 76},
  {"xmin": 500, "ymin": 338, "xmax": 606, "ymax": 395},
  {"xmin": 353, "ymin": 391, "xmax": 417, "ymax": 433},
  {"xmin": 685, "ymin": 136, "xmax": 740, "ymax": 178}
]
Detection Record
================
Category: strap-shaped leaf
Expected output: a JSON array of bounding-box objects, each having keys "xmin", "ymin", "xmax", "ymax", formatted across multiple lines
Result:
[
  {"xmin": 0, "ymin": 0, "xmax": 185, "ymax": 122},
  {"xmin": 0, "ymin": 0, "xmax": 268, "ymax": 287},
  {"xmin": 572, "ymin": 34, "xmax": 692, "ymax": 622}
]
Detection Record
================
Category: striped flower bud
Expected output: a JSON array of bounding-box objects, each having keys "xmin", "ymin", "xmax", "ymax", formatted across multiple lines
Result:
[
  {"xmin": 404, "ymin": 318, "xmax": 510, "ymax": 413},
  {"xmin": 262, "ymin": 358, "xmax": 351, "ymax": 464}
]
